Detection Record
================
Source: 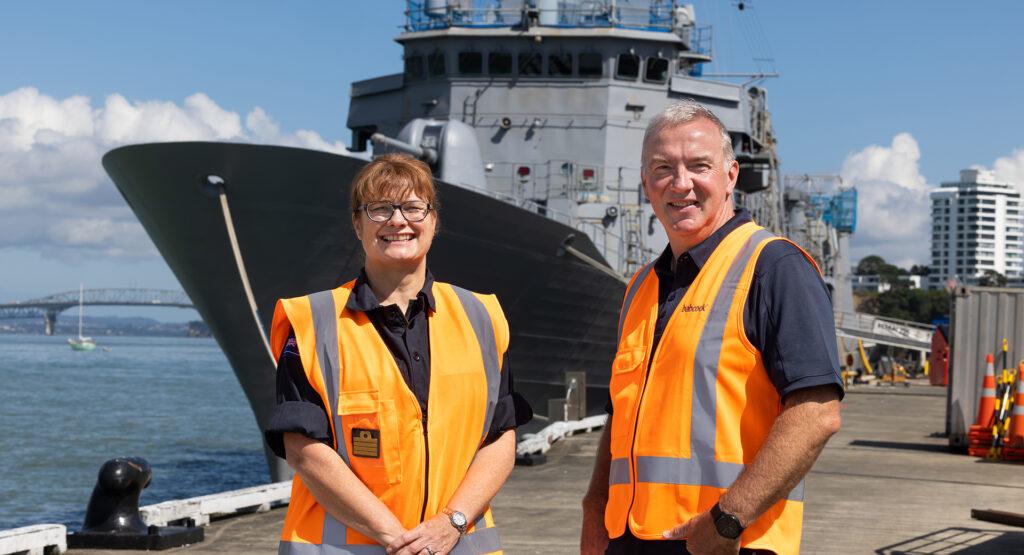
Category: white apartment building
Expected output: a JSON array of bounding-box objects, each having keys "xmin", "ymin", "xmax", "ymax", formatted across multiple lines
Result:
[
  {"xmin": 852, "ymin": 274, "xmax": 922, "ymax": 293},
  {"xmin": 928, "ymin": 169, "xmax": 1023, "ymax": 289}
]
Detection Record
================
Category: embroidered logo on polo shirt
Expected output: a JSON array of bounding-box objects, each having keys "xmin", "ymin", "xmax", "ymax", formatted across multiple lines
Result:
[
  {"xmin": 351, "ymin": 428, "xmax": 380, "ymax": 458},
  {"xmin": 678, "ymin": 304, "xmax": 707, "ymax": 313}
]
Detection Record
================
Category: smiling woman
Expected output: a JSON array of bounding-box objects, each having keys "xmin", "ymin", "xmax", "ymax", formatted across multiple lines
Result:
[
  {"xmin": 350, "ymin": 153, "xmax": 439, "ymax": 279},
  {"xmin": 264, "ymin": 153, "xmax": 531, "ymax": 554}
]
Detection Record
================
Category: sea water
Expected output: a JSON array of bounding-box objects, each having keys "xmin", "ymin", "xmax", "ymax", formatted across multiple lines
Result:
[{"xmin": 0, "ymin": 333, "xmax": 267, "ymax": 530}]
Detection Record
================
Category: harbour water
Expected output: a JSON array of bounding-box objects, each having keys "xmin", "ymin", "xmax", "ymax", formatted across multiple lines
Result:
[{"xmin": 0, "ymin": 333, "xmax": 267, "ymax": 531}]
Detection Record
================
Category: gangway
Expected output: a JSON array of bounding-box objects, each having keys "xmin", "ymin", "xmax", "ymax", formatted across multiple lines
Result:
[{"xmin": 833, "ymin": 310, "xmax": 934, "ymax": 352}]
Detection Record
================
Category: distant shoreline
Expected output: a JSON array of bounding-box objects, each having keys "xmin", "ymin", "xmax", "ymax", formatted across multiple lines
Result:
[{"xmin": 0, "ymin": 316, "xmax": 211, "ymax": 338}]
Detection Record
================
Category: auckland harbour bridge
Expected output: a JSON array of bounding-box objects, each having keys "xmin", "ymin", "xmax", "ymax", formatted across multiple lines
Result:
[
  {"xmin": 0, "ymin": 288, "xmax": 194, "ymax": 335},
  {"xmin": 0, "ymin": 288, "xmax": 933, "ymax": 354}
]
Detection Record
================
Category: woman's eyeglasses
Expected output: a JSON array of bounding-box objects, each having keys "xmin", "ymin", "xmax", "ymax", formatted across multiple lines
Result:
[{"xmin": 357, "ymin": 200, "xmax": 433, "ymax": 223}]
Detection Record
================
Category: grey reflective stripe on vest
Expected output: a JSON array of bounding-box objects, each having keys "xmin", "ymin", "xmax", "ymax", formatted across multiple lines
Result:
[
  {"xmin": 627, "ymin": 230, "xmax": 805, "ymax": 502},
  {"xmin": 450, "ymin": 285, "xmax": 502, "ymax": 443},
  {"xmin": 278, "ymin": 519, "xmax": 500, "ymax": 555},
  {"xmin": 448, "ymin": 515, "xmax": 501, "ymax": 555},
  {"xmin": 279, "ymin": 541, "xmax": 386, "ymax": 554},
  {"xmin": 451, "ymin": 519, "xmax": 502, "ymax": 555},
  {"xmin": 688, "ymin": 230, "xmax": 772, "ymax": 463},
  {"xmin": 618, "ymin": 262, "xmax": 655, "ymax": 344},
  {"xmin": 309, "ymin": 290, "xmax": 350, "ymax": 466},
  {"xmin": 609, "ymin": 457, "xmax": 630, "ymax": 485}
]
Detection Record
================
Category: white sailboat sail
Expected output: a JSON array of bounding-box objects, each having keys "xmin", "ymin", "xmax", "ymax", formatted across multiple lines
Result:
[{"xmin": 68, "ymin": 283, "xmax": 96, "ymax": 351}]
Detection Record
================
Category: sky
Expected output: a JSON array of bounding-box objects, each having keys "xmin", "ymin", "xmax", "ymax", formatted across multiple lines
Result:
[{"xmin": 1, "ymin": 0, "xmax": 1023, "ymax": 320}]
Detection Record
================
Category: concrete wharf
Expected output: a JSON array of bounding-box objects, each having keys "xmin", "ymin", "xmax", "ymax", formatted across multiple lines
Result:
[{"xmin": 71, "ymin": 383, "xmax": 1024, "ymax": 554}]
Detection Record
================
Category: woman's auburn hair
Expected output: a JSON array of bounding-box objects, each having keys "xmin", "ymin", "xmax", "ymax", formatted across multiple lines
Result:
[{"xmin": 350, "ymin": 153, "xmax": 438, "ymax": 214}]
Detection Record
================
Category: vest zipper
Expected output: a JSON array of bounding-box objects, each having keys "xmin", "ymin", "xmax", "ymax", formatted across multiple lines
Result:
[
  {"xmin": 419, "ymin": 415, "xmax": 430, "ymax": 522},
  {"xmin": 624, "ymin": 349, "xmax": 657, "ymax": 526},
  {"xmin": 622, "ymin": 315, "xmax": 663, "ymax": 528}
]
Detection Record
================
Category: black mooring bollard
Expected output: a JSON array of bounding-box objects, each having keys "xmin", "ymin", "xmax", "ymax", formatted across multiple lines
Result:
[{"xmin": 66, "ymin": 457, "xmax": 204, "ymax": 550}]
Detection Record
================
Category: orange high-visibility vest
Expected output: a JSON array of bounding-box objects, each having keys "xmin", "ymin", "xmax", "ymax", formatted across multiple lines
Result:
[
  {"xmin": 271, "ymin": 279, "xmax": 509, "ymax": 555},
  {"xmin": 606, "ymin": 222, "xmax": 818, "ymax": 554}
]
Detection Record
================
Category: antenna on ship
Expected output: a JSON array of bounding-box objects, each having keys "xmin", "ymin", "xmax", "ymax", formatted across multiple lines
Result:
[{"xmin": 696, "ymin": 0, "xmax": 779, "ymax": 84}]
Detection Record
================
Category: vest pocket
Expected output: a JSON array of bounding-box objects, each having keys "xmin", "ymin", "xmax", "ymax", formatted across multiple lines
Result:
[
  {"xmin": 338, "ymin": 390, "xmax": 402, "ymax": 486},
  {"xmin": 609, "ymin": 347, "xmax": 645, "ymax": 440},
  {"xmin": 611, "ymin": 347, "xmax": 645, "ymax": 374}
]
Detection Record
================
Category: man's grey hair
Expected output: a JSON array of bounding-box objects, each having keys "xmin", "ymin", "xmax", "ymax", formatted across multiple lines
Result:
[{"xmin": 641, "ymin": 99, "xmax": 735, "ymax": 166}]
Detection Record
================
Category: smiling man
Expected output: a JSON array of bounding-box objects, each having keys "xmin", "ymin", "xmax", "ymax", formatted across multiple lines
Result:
[{"xmin": 580, "ymin": 100, "xmax": 843, "ymax": 555}]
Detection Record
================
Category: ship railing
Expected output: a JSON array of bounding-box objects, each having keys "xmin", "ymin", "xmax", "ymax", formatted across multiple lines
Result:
[
  {"xmin": 484, "ymin": 161, "xmax": 643, "ymax": 206},
  {"xmin": 406, "ymin": 1, "xmax": 681, "ymax": 33},
  {"xmin": 458, "ymin": 178, "xmax": 628, "ymax": 274},
  {"xmin": 687, "ymin": 22, "xmax": 712, "ymax": 56}
]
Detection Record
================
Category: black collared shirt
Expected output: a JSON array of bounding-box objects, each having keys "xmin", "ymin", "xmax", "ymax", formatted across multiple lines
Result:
[
  {"xmin": 264, "ymin": 270, "xmax": 530, "ymax": 459},
  {"xmin": 346, "ymin": 269, "xmax": 435, "ymax": 416},
  {"xmin": 607, "ymin": 210, "xmax": 843, "ymax": 413}
]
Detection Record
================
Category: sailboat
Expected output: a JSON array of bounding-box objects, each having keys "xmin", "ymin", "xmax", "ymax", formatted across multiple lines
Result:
[{"xmin": 68, "ymin": 284, "xmax": 96, "ymax": 351}]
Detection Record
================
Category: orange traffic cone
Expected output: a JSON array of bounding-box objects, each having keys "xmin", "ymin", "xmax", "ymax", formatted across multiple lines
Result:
[
  {"xmin": 976, "ymin": 354, "xmax": 997, "ymax": 424},
  {"xmin": 1002, "ymin": 366, "xmax": 1024, "ymax": 461},
  {"xmin": 968, "ymin": 354, "xmax": 997, "ymax": 457}
]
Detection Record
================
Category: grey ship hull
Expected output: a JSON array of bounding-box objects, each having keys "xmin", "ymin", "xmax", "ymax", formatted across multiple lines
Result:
[{"xmin": 103, "ymin": 142, "xmax": 625, "ymax": 481}]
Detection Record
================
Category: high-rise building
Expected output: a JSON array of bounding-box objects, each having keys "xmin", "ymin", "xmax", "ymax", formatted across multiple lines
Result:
[{"xmin": 928, "ymin": 169, "xmax": 1023, "ymax": 289}]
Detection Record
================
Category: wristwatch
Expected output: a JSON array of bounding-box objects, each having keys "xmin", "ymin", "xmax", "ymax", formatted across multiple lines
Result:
[
  {"xmin": 442, "ymin": 508, "xmax": 469, "ymax": 535},
  {"xmin": 709, "ymin": 502, "xmax": 744, "ymax": 539}
]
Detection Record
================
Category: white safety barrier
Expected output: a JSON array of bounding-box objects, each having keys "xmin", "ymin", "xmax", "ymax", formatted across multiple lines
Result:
[
  {"xmin": 140, "ymin": 481, "xmax": 292, "ymax": 527},
  {"xmin": 516, "ymin": 414, "xmax": 607, "ymax": 456},
  {"xmin": 0, "ymin": 524, "xmax": 66, "ymax": 555}
]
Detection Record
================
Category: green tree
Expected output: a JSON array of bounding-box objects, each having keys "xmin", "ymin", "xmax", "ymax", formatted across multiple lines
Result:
[
  {"xmin": 855, "ymin": 255, "xmax": 886, "ymax": 276},
  {"xmin": 856, "ymin": 255, "xmax": 913, "ymax": 289},
  {"xmin": 859, "ymin": 289, "xmax": 951, "ymax": 324},
  {"xmin": 977, "ymin": 270, "xmax": 1007, "ymax": 287}
]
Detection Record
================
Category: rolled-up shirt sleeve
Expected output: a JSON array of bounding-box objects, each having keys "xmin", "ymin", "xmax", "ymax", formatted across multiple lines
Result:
[
  {"xmin": 750, "ymin": 241, "xmax": 845, "ymax": 401},
  {"xmin": 483, "ymin": 352, "xmax": 533, "ymax": 445},
  {"xmin": 263, "ymin": 332, "xmax": 333, "ymax": 459}
]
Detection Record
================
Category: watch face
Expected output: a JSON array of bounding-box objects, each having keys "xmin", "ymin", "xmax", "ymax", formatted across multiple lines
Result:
[
  {"xmin": 452, "ymin": 512, "xmax": 468, "ymax": 527},
  {"xmin": 716, "ymin": 515, "xmax": 743, "ymax": 539}
]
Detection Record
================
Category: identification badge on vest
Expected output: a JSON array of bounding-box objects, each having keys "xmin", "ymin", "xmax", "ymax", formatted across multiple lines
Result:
[{"xmin": 351, "ymin": 428, "xmax": 380, "ymax": 458}]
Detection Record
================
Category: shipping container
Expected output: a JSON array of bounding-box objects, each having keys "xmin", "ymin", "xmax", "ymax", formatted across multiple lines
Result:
[{"xmin": 948, "ymin": 285, "xmax": 1024, "ymax": 449}]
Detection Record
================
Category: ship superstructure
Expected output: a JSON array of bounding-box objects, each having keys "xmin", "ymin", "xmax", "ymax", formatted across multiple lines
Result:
[
  {"xmin": 350, "ymin": 0, "xmax": 782, "ymax": 278},
  {"xmin": 102, "ymin": 1, "xmax": 856, "ymax": 481}
]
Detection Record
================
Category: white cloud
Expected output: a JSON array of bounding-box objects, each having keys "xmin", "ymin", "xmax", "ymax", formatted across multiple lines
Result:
[
  {"xmin": 840, "ymin": 133, "xmax": 931, "ymax": 267},
  {"xmin": 989, "ymin": 149, "xmax": 1024, "ymax": 189},
  {"xmin": 245, "ymin": 107, "xmax": 350, "ymax": 153},
  {"xmin": 0, "ymin": 88, "xmax": 94, "ymax": 151},
  {"xmin": 0, "ymin": 87, "xmax": 349, "ymax": 261}
]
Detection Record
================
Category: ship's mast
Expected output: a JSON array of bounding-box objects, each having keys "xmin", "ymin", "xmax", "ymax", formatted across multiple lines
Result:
[{"xmin": 78, "ymin": 283, "xmax": 84, "ymax": 338}]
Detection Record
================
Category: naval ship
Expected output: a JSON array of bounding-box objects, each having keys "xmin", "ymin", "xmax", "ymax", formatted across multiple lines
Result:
[{"xmin": 102, "ymin": 0, "xmax": 856, "ymax": 482}]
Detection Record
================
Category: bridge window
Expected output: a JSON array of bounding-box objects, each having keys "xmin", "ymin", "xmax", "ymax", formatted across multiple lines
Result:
[
  {"xmin": 578, "ymin": 52, "xmax": 603, "ymax": 77},
  {"xmin": 458, "ymin": 52, "xmax": 483, "ymax": 75},
  {"xmin": 644, "ymin": 57, "xmax": 669, "ymax": 83},
  {"xmin": 616, "ymin": 53, "xmax": 640, "ymax": 80},
  {"xmin": 405, "ymin": 54, "xmax": 424, "ymax": 82},
  {"xmin": 519, "ymin": 52, "xmax": 542, "ymax": 76},
  {"xmin": 548, "ymin": 53, "xmax": 572, "ymax": 76},
  {"xmin": 427, "ymin": 52, "xmax": 446, "ymax": 78},
  {"xmin": 489, "ymin": 52, "xmax": 513, "ymax": 75}
]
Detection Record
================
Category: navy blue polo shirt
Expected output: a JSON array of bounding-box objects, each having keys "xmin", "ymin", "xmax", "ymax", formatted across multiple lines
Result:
[
  {"xmin": 264, "ymin": 270, "xmax": 531, "ymax": 459},
  {"xmin": 607, "ymin": 210, "xmax": 843, "ymax": 414}
]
